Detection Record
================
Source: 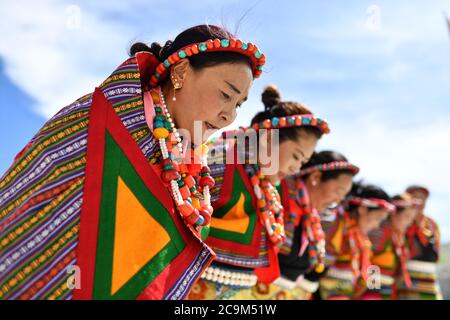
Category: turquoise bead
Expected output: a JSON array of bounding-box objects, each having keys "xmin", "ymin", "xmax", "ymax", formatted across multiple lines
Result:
[
  {"xmin": 254, "ymin": 50, "xmax": 261, "ymax": 58},
  {"xmin": 220, "ymin": 39, "xmax": 230, "ymax": 47},
  {"xmin": 271, "ymin": 117, "xmax": 280, "ymax": 126},
  {"xmin": 287, "ymin": 117, "xmax": 295, "ymax": 124},
  {"xmin": 164, "ymin": 121, "xmax": 171, "ymax": 130},
  {"xmin": 195, "ymin": 215, "xmax": 205, "ymax": 226},
  {"xmin": 302, "ymin": 117, "xmax": 311, "ymax": 125},
  {"xmin": 178, "ymin": 50, "xmax": 187, "ymax": 58},
  {"xmin": 154, "ymin": 73, "xmax": 160, "ymax": 78},
  {"xmin": 241, "ymin": 42, "xmax": 248, "ymax": 50},
  {"xmin": 154, "ymin": 115, "xmax": 165, "ymax": 122},
  {"xmin": 257, "ymin": 65, "xmax": 263, "ymax": 70},
  {"xmin": 163, "ymin": 59, "xmax": 170, "ymax": 68},
  {"xmin": 163, "ymin": 164, "xmax": 174, "ymax": 170},
  {"xmin": 153, "ymin": 120, "xmax": 164, "ymax": 128},
  {"xmin": 199, "ymin": 43, "xmax": 208, "ymax": 51}
]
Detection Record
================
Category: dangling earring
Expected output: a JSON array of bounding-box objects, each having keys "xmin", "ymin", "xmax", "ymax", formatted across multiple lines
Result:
[{"xmin": 172, "ymin": 80, "xmax": 181, "ymax": 101}]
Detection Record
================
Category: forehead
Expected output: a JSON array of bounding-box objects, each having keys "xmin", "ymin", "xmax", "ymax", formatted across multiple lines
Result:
[
  {"xmin": 410, "ymin": 190, "xmax": 428, "ymax": 199},
  {"xmin": 193, "ymin": 62, "xmax": 253, "ymax": 85}
]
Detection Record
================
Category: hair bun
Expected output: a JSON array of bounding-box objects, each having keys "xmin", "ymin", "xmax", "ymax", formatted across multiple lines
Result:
[
  {"xmin": 159, "ymin": 40, "xmax": 174, "ymax": 60},
  {"xmin": 261, "ymin": 85, "xmax": 281, "ymax": 111}
]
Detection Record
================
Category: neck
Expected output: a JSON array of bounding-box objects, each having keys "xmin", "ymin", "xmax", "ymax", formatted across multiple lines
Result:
[
  {"xmin": 415, "ymin": 212, "xmax": 425, "ymax": 223},
  {"xmin": 357, "ymin": 218, "xmax": 369, "ymax": 235},
  {"xmin": 161, "ymin": 84, "xmax": 177, "ymax": 125}
]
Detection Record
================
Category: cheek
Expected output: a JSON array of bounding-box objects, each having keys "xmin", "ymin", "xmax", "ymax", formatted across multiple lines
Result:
[{"xmin": 278, "ymin": 148, "xmax": 291, "ymax": 169}]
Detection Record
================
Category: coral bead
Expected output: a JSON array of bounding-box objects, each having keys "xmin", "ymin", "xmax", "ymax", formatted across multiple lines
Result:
[
  {"xmin": 161, "ymin": 170, "xmax": 180, "ymax": 183},
  {"xmin": 178, "ymin": 201, "xmax": 195, "ymax": 217},
  {"xmin": 185, "ymin": 209, "xmax": 200, "ymax": 225},
  {"xmin": 179, "ymin": 185, "xmax": 190, "ymax": 199},
  {"xmin": 199, "ymin": 208, "xmax": 211, "ymax": 226},
  {"xmin": 200, "ymin": 176, "xmax": 215, "ymax": 188},
  {"xmin": 183, "ymin": 175, "xmax": 196, "ymax": 188}
]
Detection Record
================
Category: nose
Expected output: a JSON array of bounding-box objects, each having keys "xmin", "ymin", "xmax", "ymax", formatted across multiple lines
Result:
[{"xmin": 218, "ymin": 109, "xmax": 235, "ymax": 127}]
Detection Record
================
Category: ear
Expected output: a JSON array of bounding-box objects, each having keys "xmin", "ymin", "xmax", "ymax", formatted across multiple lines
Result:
[
  {"xmin": 309, "ymin": 171, "xmax": 322, "ymax": 186},
  {"xmin": 170, "ymin": 59, "xmax": 190, "ymax": 88},
  {"xmin": 258, "ymin": 129, "xmax": 271, "ymax": 152},
  {"xmin": 357, "ymin": 205, "xmax": 368, "ymax": 218}
]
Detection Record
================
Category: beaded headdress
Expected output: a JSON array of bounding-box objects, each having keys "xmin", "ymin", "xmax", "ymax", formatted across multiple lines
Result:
[
  {"xmin": 150, "ymin": 38, "xmax": 265, "ymax": 87},
  {"xmin": 300, "ymin": 160, "xmax": 359, "ymax": 176}
]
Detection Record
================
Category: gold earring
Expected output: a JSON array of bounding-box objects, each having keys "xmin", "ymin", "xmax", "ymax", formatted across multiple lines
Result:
[{"xmin": 172, "ymin": 79, "xmax": 181, "ymax": 101}]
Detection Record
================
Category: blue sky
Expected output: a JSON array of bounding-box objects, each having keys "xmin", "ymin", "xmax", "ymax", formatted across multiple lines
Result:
[{"xmin": 1, "ymin": 0, "xmax": 449, "ymax": 241}]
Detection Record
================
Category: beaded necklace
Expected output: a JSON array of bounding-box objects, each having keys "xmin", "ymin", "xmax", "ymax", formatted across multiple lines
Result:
[
  {"xmin": 295, "ymin": 178, "xmax": 326, "ymax": 273},
  {"xmin": 249, "ymin": 165, "xmax": 285, "ymax": 245},
  {"xmin": 343, "ymin": 212, "xmax": 372, "ymax": 281},
  {"xmin": 391, "ymin": 228, "xmax": 412, "ymax": 287},
  {"xmin": 151, "ymin": 87, "xmax": 214, "ymax": 228}
]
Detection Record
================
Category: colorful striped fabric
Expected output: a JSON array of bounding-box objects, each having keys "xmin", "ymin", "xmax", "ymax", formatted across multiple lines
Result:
[
  {"xmin": 399, "ymin": 217, "xmax": 442, "ymax": 299},
  {"xmin": 317, "ymin": 210, "xmax": 375, "ymax": 300},
  {"xmin": 366, "ymin": 223, "xmax": 409, "ymax": 300},
  {"xmin": 206, "ymin": 136, "xmax": 269, "ymax": 269},
  {"xmin": 0, "ymin": 52, "xmax": 213, "ymax": 300}
]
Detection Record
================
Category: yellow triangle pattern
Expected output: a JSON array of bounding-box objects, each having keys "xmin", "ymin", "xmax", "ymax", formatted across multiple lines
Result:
[
  {"xmin": 111, "ymin": 176, "xmax": 170, "ymax": 295},
  {"xmin": 211, "ymin": 192, "xmax": 249, "ymax": 234}
]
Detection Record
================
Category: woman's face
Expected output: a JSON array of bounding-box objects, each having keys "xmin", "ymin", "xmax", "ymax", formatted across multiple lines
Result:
[
  {"xmin": 358, "ymin": 207, "xmax": 390, "ymax": 234},
  {"xmin": 391, "ymin": 207, "xmax": 417, "ymax": 233},
  {"xmin": 409, "ymin": 190, "xmax": 428, "ymax": 213},
  {"xmin": 308, "ymin": 173, "xmax": 353, "ymax": 212},
  {"xmin": 275, "ymin": 131, "xmax": 319, "ymax": 183},
  {"xmin": 165, "ymin": 60, "xmax": 253, "ymax": 143}
]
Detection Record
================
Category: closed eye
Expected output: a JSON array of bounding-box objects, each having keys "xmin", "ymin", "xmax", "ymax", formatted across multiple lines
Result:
[{"xmin": 221, "ymin": 91, "xmax": 231, "ymax": 100}]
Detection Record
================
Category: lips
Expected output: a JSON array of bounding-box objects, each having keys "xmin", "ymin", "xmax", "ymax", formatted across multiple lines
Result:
[{"xmin": 204, "ymin": 122, "xmax": 219, "ymax": 130}]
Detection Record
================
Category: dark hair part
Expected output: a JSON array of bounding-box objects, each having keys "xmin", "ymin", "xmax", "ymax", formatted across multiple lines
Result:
[
  {"xmin": 250, "ymin": 85, "xmax": 323, "ymax": 143},
  {"xmin": 348, "ymin": 181, "xmax": 391, "ymax": 216},
  {"xmin": 302, "ymin": 151, "xmax": 355, "ymax": 182},
  {"xmin": 129, "ymin": 24, "xmax": 252, "ymax": 82}
]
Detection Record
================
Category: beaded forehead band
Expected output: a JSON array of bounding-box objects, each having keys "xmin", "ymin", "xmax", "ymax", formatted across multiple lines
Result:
[
  {"xmin": 300, "ymin": 161, "xmax": 360, "ymax": 176},
  {"xmin": 349, "ymin": 197, "xmax": 396, "ymax": 213},
  {"xmin": 393, "ymin": 199, "xmax": 423, "ymax": 209},
  {"xmin": 251, "ymin": 114, "xmax": 331, "ymax": 134},
  {"xmin": 149, "ymin": 38, "xmax": 266, "ymax": 87}
]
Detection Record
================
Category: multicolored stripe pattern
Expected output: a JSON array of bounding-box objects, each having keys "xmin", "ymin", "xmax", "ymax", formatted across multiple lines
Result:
[{"xmin": 0, "ymin": 53, "xmax": 211, "ymax": 299}]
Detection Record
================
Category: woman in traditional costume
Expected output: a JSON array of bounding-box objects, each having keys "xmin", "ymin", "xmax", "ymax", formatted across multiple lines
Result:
[
  {"xmin": 365, "ymin": 193, "xmax": 418, "ymax": 300},
  {"xmin": 318, "ymin": 182, "xmax": 394, "ymax": 300},
  {"xmin": 0, "ymin": 24, "xmax": 266, "ymax": 300},
  {"xmin": 397, "ymin": 186, "xmax": 442, "ymax": 299},
  {"xmin": 250, "ymin": 150, "xmax": 359, "ymax": 300},
  {"xmin": 186, "ymin": 85, "xmax": 330, "ymax": 300}
]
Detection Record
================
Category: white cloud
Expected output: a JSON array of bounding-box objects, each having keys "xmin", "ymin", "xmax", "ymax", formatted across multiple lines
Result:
[
  {"xmin": 0, "ymin": 0, "xmax": 135, "ymax": 117},
  {"xmin": 319, "ymin": 112, "xmax": 450, "ymax": 242}
]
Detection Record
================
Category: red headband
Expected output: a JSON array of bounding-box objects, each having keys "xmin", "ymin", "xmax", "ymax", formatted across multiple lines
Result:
[
  {"xmin": 149, "ymin": 38, "xmax": 265, "ymax": 87},
  {"xmin": 349, "ymin": 197, "xmax": 396, "ymax": 213},
  {"xmin": 393, "ymin": 199, "xmax": 423, "ymax": 209},
  {"xmin": 251, "ymin": 114, "xmax": 330, "ymax": 135},
  {"xmin": 300, "ymin": 160, "xmax": 359, "ymax": 176}
]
